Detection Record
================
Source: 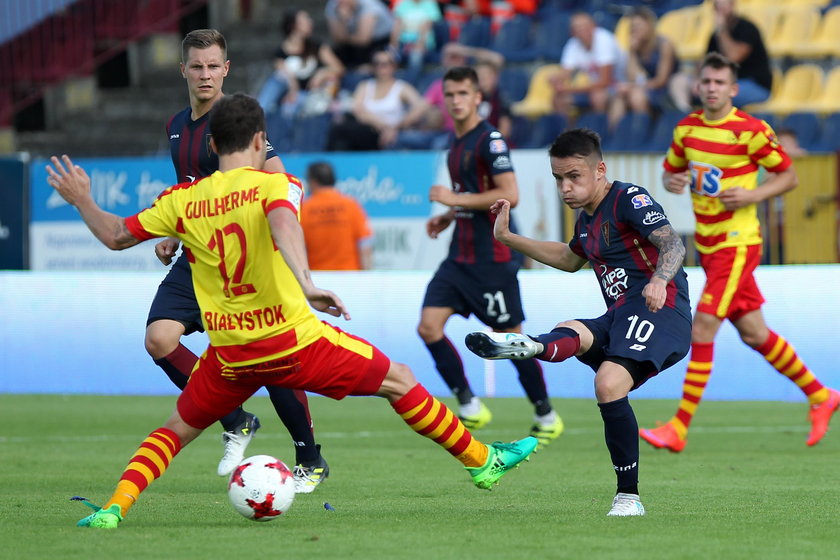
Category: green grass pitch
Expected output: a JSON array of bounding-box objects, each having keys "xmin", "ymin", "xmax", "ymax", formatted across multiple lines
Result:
[{"xmin": 1, "ymin": 394, "xmax": 838, "ymax": 560}]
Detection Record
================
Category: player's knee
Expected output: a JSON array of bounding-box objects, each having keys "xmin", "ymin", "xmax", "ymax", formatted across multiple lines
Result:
[
  {"xmin": 740, "ymin": 328, "xmax": 768, "ymax": 349},
  {"xmin": 416, "ymin": 321, "xmax": 441, "ymax": 344},
  {"xmin": 144, "ymin": 325, "xmax": 180, "ymax": 360},
  {"xmin": 379, "ymin": 362, "xmax": 418, "ymax": 400}
]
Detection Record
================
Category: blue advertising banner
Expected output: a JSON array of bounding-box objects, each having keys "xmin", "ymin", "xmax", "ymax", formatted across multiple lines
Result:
[
  {"xmin": 0, "ymin": 155, "xmax": 29, "ymax": 269},
  {"xmin": 29, "ymin": 152, "xmax": 443, "ymax": 269}
]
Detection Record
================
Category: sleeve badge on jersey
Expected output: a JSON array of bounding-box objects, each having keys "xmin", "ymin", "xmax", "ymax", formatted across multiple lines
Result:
[
  {"xmin": 287, "ymin": 182, "xmax": 303, "ymax": 210},
  {"xmin": 489, "ymin": 139, "xmax": 508, "ymax": 154},
  {"xmin": 492, "ymin": 155, "xmax": 512, "ymax": 169},
  {"xmin": 490, "ymin": 131, "xmax": 502, "ymax": 138},
  {"xmin": 642, "ymin": 211, "xmax": 666, "ymax": 226},
  {"xmin": 631, "ymin": 194, "xmax": 653, "ymax": 209}
]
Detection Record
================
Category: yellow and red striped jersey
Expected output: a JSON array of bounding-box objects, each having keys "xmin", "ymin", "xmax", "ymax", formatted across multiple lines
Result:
[
  {"xmin": 663, "ymin": 108, "xmax": 791, "ymax": 254},
  {"xmin": 125, "ymin": 167, "xmax": 324, "ymax": 366}
]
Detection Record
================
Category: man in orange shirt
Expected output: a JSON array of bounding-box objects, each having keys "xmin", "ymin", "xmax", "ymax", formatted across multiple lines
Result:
[
  {"xmin": 301, "ymin": 161, "xmax": 373, "ymax": 270},
  {"xmin": 639, "ymin": 53, "xmax": 839, "ymax": 452}
]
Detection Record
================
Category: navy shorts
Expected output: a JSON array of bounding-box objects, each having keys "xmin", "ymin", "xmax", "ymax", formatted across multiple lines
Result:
[
  {"xmin": 422, "ymin": 259, "xmax": 525, "ymax": 330},
  {"xmin": 146, "ymin": 254, "xmax": 204, "ymax": 335},
  {"xmin": 576, "ymin": 298, "xmax": 691, "ymax": 389}
]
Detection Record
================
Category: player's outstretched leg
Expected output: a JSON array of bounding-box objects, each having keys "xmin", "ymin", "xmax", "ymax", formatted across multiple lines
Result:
[{"xmin": 390, "ymin": 383, "xmax": 537, "ymax": 489}]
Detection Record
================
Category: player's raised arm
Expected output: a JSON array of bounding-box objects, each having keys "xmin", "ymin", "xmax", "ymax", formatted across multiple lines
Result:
[
  {"xmin": 46, "ymin": 155, "xmax": 141, "ymax": 250},
  {"xmin": 267, "ymin": 205, "xmax": 350, "ymax": 320},
  {"xmin": 491, "ymin": 199, "xmax": 585, "ymax": 272}
]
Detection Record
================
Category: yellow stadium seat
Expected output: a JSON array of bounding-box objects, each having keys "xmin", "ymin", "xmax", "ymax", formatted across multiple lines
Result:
[
  {"xmin": 743, "ymin": 66, "xmax": 782, "ymax": 113},
  {"xmin": 657, "ymin": 5, "xmax": 713, "ymax": 62},
  {"xmin": 614, "ymin": 15, "xmax": 631, "ymax": 51},
  {"xmin": 511, "ymin": 64, "xmax": 562, "ymax": 118},
  {"xmin": 771, "ymin": 6, "xmax": 821, "ymax": 59},
  {"xmin": 797, "ymin": 6, "xmax": 840, "ymax": 59},
  {"xmin": 801, "ymin": 66, "xmax": 840, "ymax": 115},
  {"xmin": 738, "ymin": 4, "xmax": 783, "ymax": 51},
  {"xmin": 748, "ymin": 64, "xmax": 823, "ymax": 116}
]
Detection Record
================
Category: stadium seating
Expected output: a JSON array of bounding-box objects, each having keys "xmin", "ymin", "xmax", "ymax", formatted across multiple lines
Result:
[
  {"xmin": 511, "ymin": 64, "xmax": 562, "ymax": 118},
  {"xmin": 656, "ymin": 4, "xmax": 713, "ymax": 61},
  {"xmin": 646, "ymin": 110, "xmax": 684, "ymax": 153},
  {"xmin": 778, "ymin": 112, "xmax": 822, "ymax": 151},
  {"xmin": 746, "ymin": 64, "xmax": 823, "ymax": 116},
  {"xmin": 527, "ymin": 113, "xmax": 568, "ymax": 149},
  {"xmin": 291, "ymin": 114, "xmax": 331, "ymax": 153},
  {"xmin": 533, "ymin": 11, "xmax": 572, "ymax": 60},
  {"xmin": 613, "ymin": 15, "xmax": 630, "ymax": 51},
  {"xmin": 739, "ymin": 3, "xmax": 784, "ymax": 51},
  {"xmin": 492, "ymin": 15, "xmax": 538, "ymax": 62},
  {"xmin": 603, "ymin": 112, "xmax": 652, "ymax": 152},
  {"xmin": 457, "ymin": 16, "xmax": 492, "ymax": 48},
  {"xmin": 769, "ymin": 6, "xmax": 821, "ymax": 59},
  {"xmin": 575, "ymin": 112, "xmax": 609, "ymax": 144},
  {"xmin": 814, "ymin": 112, "xmax": 840, "ymax": 151},
  {"xmin": 498, "ymin": 67, "xmax": 530, "ymax": 103},
  {"xmin": 797, "ymin": 5, "xmax": 840, "ymax": 59},
  {"xmin": 801, "ymin": 65, "xmax": 840, "ymax": 115}
]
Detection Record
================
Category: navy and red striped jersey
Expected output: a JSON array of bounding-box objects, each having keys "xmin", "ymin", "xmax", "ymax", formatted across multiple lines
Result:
[
  {"xmin": 445, "ymin": 120, "xmax": 519, "ymax": 265},
  {"xmin": 166, "ymin": 106, "xmax": 278, "ymax": 184},
  {"xmin": 569, "ymin": 181, "xmax": 691, "ymax": 318}
]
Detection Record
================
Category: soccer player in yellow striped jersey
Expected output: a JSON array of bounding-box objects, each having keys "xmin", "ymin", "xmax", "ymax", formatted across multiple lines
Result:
[
  {"xmin": 639, "ymin": 52, "xmax": 839, "ymax": 453},
  {"xmin": 47, "ymin": 93, "xmax": 538, "ymax": 529}
]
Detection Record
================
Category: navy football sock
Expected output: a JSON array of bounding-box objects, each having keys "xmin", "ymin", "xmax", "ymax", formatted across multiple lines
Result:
[
  {"xmin": 598, "ymin": 396, "xmax": 640, "ymax": 495},
  {"xmin": 534, "ymin": 327, "xmax": 580, "ymax": 362},
  {"xmin": 510, "ymin": 358, "xmax": 552, "ymax": 416},
  {"xmin": 425, "ymin": 337, "xmax": 474, "ymax": 405},
  {"xmin": 267, "ymin": 387, "xmax": 318, "ymax": 464}
]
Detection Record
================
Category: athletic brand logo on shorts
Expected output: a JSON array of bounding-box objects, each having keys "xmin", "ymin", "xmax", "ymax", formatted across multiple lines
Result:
[
  {"xmin": 492, "ymin": 155, "xmax": 512, "ymax": 169},
  {"xmin": 642, "ymin": 211, "xmax": 666, "ymax": 225},
  {"xmin": 489, "ymin": 139, "xmax": 508, "ymax": 154},
  {"xmin": 631, "ymin": 194, "xmax": 652, "ymax": 209}
]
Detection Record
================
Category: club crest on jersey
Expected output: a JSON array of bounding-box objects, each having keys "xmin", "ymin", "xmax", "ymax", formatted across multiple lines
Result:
[
  {"xmin": 631, "ymin": 194, "xmax": 653, "ymax": 209},
  {"xmin": 489, "ymin": 139, "xmax": 508, "ymax": 154},
  {"xmin": 689, "ymin": 161, "xmax": 723, "ymax": 197}
]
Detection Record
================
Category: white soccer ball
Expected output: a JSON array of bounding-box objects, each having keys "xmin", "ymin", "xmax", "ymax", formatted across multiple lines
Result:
[{"xmin": 228, "ymin": 454, "xmax": 295, "ymax": 521}]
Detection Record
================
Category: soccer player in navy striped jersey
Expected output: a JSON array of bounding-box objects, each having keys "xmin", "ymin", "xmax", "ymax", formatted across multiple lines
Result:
[
  {"xmin": 465, "ymin": 128, "xmax": 692, "ymax": 515},
  {"xmin": 417, "ymin": 66, "xmax": 564, "ymax": 447},
  {"xmin": 146, "ymin": 29, "xmax": 328, "ymax": 491}
]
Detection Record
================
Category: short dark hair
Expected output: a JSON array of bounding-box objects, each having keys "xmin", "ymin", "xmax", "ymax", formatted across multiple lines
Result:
[
  {"xmin": 700, "ymin": 51, "xmax": 739, "ymax": 81},
  {"xmin": 208, "ymin": 93, "xmax": 265, "ymax": 155},
  {"xmin": 306, "ymin": 161, "xmax": 336, "ymax": 187},
  {"xmin": 181, "ymin": 29, "xmax": 226, "ymax": 63},
  {"xmin": 548, "ymin": 128, "xmax": 603, "ymax": 161},
  {"xmin": 443, "ymin": 66, "xmax": 479, "ymax": 88}
]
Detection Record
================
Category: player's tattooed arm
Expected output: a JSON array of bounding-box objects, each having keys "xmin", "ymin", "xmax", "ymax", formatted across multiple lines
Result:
[
  {"xmin": 111, "ymin": 219, "xmax": 141, "ymax": 249},
  {"xmin": 648, "ymin": 224, "xmax": 685, "ymax": 283}
]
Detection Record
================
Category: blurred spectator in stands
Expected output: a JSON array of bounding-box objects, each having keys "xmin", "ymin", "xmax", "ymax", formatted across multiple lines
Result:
[
  {"xmin": 326, "ymin": 0, "xmax": 394, "ymax": 71},
  {"xmin": 390, "ymin": 0, "xmax": 442, "ymax": 75},
  {"xmin": 607, "ymin": 6, "xmax": 680, "ymax": 131},
  {"xmin": 327, "ymin": 48, "xmax": 430, "ymax": 151},
  {"xmin": 302, "ymin": 161, "xmax": 373, "ymax": 271},
  {"xmin": 423, "ymin": 42, "xmax": 504, "ymax": 143},
  {"xmin": 777, "ymin": 128, "xmax": 807, "ymax": 157},
  {"xmin": 550, "ymin": 12, "xmax": 626, "ymax": 119},
  {"xmin": 475, "ymin": 59, "xmax": 512, "ymax": 140},
  {"xmin": 706, "ymin": 0, "xmax": 772, "ymax": 106},
  {"xmin": 256, "ymin": 9, "xmax": 344, "ymax": 119}
]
